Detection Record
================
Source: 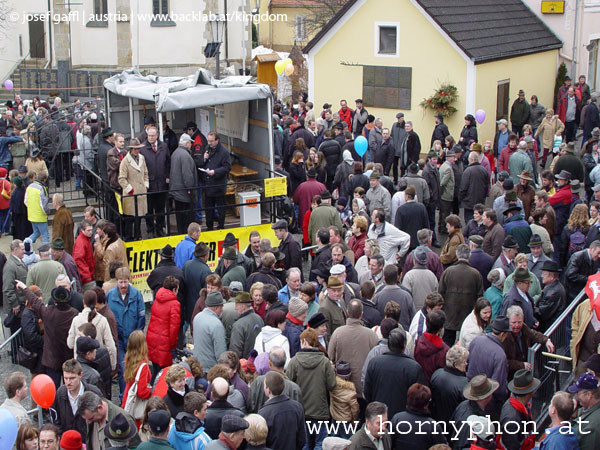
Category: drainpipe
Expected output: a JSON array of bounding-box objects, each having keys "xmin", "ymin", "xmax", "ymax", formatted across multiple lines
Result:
[
  {"xmin": 47, "ymin": 0, "xmax": 53, "ymax": 67},
  {"xmin": 571, "ymin": 0, "xmax": 580, "ymax": 77}
]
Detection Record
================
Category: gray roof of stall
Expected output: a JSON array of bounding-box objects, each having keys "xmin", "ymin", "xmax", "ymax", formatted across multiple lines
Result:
[{"xmin": 103, "ymin": 68, "xmax": 272, "ymax": 112}]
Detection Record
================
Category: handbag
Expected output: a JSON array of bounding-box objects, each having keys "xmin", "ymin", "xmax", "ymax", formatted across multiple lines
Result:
[
  {"xmin": 1, "ymin": 180, "xmax": 10, "ymax": 200},
  {"xmin": 16, "ymin": 346, "xmax": 37, "ymax": 370},
  {"xmin": 123, "ymin": 362, "xmax": 149, "ymax": 420}
]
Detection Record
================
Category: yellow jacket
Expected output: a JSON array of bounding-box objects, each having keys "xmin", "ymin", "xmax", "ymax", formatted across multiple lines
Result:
[{"xmin": 24, "ymin": 181, "xmax": 49, "ymax": 223}]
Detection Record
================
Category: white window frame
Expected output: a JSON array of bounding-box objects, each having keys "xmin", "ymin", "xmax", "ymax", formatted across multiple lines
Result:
[
  {"xmin": 374, "ymin": 22, "xmax": 400, "ymax": 57},
  {"xmin": 295, "ymin": 15, "xmax": 306, "ymax": 42}
]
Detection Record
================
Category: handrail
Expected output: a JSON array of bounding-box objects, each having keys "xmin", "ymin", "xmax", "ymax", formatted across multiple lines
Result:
[{"xmin": 0, "ymin": 328, "xmax": 22, "ymax": 351}]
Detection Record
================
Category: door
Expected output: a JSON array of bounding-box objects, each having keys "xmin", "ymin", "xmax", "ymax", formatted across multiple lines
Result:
[
  {"xmin": 28, "ymin": 17, "xmax": 45, "ymax": 59},
  {"xmin": 497, "ymin": 80, "xmax": 510, "ymax": 121}
]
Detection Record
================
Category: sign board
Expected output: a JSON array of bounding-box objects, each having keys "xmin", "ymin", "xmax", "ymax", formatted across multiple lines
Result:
[
  {"xmin": 215, "ymin": 102, "xmax": 249, "ymax": 142},
  {"xmin": 264, "ymin": 177, "xmax": 287, "ymax": 197},
  {"xmin": 124, "ymin": 224, "xmax": 279, "ymax": 302},
  {"xmin": 541, "ymin": 1, "xmax": 564, "ymax": 13}
]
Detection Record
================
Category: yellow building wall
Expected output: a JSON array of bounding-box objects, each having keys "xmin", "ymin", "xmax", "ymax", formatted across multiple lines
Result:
[
  {"xmin": 311, "ymin": 0, "xmax": 469, "ymax": 150},
  {"xmin": 474, "ymin": 50, "xmax": 558, "ymax": 143},
  {"xmin": 258, "ymin": 2, "xmax": 320, "ymax": 51}
]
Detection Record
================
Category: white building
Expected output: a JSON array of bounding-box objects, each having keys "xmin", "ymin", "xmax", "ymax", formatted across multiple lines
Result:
[
  {"xmin": 0, "ymin": 0, "xmax": 253, "ymax": 91},
  {"xmin": 524, "ymin": 0, "xmax": 600, "ymax": 90}
]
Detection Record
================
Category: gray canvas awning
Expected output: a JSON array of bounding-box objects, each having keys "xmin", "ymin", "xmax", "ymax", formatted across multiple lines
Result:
[{"xmin": 103, "ymin": 68, "xmax": 272, "ymax": 112}]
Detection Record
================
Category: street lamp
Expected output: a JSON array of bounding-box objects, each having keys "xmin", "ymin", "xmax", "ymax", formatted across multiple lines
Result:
[{"xmin": 206, "ymin": 14, "xmax": 226, "ymax": 79}]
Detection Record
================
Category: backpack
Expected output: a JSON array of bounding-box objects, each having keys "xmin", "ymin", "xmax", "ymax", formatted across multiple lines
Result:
[{"xmin": 568, "ymin": 227, "xmax": 586, "ymax": 256}]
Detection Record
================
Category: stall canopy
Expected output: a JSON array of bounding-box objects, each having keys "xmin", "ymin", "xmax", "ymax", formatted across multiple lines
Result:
[{"xmin": 103, "ymin": 68, "xmax": 272, "ymax": 112}]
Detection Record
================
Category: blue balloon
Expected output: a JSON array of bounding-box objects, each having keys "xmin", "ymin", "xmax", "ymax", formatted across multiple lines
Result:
[
  {"xmin": 355, "ymin": 136, "xmax": 368, "ymax": 157},
  {"xmin": 0, "ymin": 408, "xmax": 18, "ymax": 449}
]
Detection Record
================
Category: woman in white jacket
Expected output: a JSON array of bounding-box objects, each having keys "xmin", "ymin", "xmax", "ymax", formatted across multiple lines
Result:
[
  {"xmin": 67, "ymin": 290, "xmax": 117, "ymax": 369},
  {"xmin": 253, "ymin": 309, "xmax": 291, "ymax": 364},
  {"xmin": 458, "ymin": 297, "xmax": 492, "ymax": 350}
]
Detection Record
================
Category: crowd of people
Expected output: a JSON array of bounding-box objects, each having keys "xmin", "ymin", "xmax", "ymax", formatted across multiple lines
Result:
[{"xmin": 0, "ymin": 79, "xmax": 600, "ymax": 450}]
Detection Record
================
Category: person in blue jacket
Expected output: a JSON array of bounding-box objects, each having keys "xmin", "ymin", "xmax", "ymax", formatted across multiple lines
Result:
[{"xmin": 106, "ymin": 266, "xmax": 145, "ymax": 396}]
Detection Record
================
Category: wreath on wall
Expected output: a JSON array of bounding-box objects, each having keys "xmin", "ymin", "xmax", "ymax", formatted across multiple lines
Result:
[{"xmin": 419, "ymin": 83, "xmax": 459, "ymax": 117}]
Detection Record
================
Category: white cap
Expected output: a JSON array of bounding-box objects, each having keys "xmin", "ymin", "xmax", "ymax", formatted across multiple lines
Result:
[
  {"xmin": 466, "ymin": 415, "xmax": 495, "ymax": 441},
  {"xmin": 179, "ymin": 133, "xmax": 193, "ymax": 145},
  {"xmin": 330, "ymin": 264, "xmax": 345, "ymax": 275}
]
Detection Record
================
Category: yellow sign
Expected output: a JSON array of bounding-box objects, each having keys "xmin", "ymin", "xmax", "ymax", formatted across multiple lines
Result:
[
  {"xmin": 124, "ymin": 224, "xmax": 279, "ymax": 302},
  {"xmin": 264, "ymin": 177, "xmax": 287, "ymax": 197},
  {"xmin": 541, "ymin": 1, "xmax": 564, "ymax": 13}
]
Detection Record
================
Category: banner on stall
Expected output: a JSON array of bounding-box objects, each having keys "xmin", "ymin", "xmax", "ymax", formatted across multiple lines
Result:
[
  {"xmin": 124, "ymin": 224, "xmax": 279, "ymax": 302},
  {"xmin": 215, "ymin": 102, "xmax": 249, "ymax": 142}
]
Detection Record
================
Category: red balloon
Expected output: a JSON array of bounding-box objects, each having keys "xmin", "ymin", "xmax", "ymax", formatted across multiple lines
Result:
[{"xmin": 30, "ymin": 374, "xmax": 56, "ymax": 409}]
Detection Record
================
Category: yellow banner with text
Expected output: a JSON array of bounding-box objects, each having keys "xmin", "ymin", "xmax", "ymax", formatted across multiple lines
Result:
[{"xmin": 124, "ymin": 224, "xmax": 279, "ymax": 302}]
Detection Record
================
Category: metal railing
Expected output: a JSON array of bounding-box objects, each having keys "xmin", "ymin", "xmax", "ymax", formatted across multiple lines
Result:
[{"xmin": 527, "ymin": 289, "xmax": 584, "ymax": 426}]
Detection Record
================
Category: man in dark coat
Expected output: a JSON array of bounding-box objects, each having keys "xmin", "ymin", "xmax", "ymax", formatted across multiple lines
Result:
[
  {"xmin": 422, "ymin": 151, "xmax": 441, "ymax": 246},
  {"xmin": 182, "ymin": 243, "xmax": 212, "ymax": 326},
  {"xmin": 52, "ymin": 358, "xmax": 103, "ymax": 442},
  {"xmin": 204, "ymin": 378, "xmax": 245, "ymax": 439},
  {"xmin": 186, "ymin": 122, "xmax": 208, "ymax": 223},
  {"xmin": 141, "ymin": 126, "xmax": 171, "ymax": 237},
  {"xmin": 431, "ymin": 113, "xmax": 449, "ymax": 147},
  {"xmin": 258, "ymin": 371, "xmax": 306, "ymax": 450},
  {"xmin": 97, "ymin": 128, "xmax": 114, "ymax": 186},
  {"xmin": 319, "ymin": 129, "xmax": 342, "ymax": 191},
  {"xmin": 161, "ymin": 119, "xmax": 179, "ymax": 153},
  {"xmin": 372, "ymin": 265, "xmax": 414, "ymax": 330},
  {"xmin": 374, "ymin": 128, "xmax": 395, "ymax": 175},
  {"xmin": 245, "ymin": 253, "xmax": 283, "ymax": 291},
  {"xmin": 429, "ymin": 345, "xmax": 468, "ymax": 423},
  {"xmin": 199, "ymin": 132, "xmax": 232, "ymax": 231},
  {"xmin": 309, "ymin": 228, "xmax": 332, "ymax": 282},
  {"xmin": 349, "ymin": 162, "xmax": 370, "ymax": 193},
  {"xmin": 553, "ymin": 142, "xmax": 584, "ymax": 183},
  {"xmin": 349, "ymin": 401, "xmax": 393, "ymax": 450},
  {"xmin": 500, "ymin": 268, "xmax": 537, "ymax": 329},
  {"xmin": 510, "ymin": 89, "xmax": 531, "ymax": 136},
  {"xmin": 273, "ymin": 220, "xmax": 302, "ymax": 272},
  {"xmin": 460, "ymin": 151, "xmax": 490, "ymax": 223},
  {"xmin": 566, "ymin": 243, "xmax": 600, "ymax": 300},
  {"xmin": 364, "ymin": 329, "xmax": 426, "ymax": 418},
  {"xmin": 535, "ymin": 261, "xmax": 565, "ymax": 332},
  {"xmin": 342, "ymin": 132, "xmax": 360, "ymax": 162},
  {"xmin": 391, "ymin": 113, "xmax": 407, "ymax": 183},
  {"xmin": 394, "ymin": 185, "xmax": 429, "ymax": 251},
  {"xmin": 229, "ymin": 292, "xmax": 264, "ymax": 359},
  {"xmin": 288, "ymin": 116, "xmax": 315, "ymax": 155},
  {"xmin": 169, "ymin": 134, "xmax": 198, "ymax": 235},
  {"xmin": 468, "ymin": 235, "xmax": 494, "ymax": 289},
  {"xmin": 405, "ymin": 121, "xmax": 421, "ymax": 168},
  {"xmin": 438, "ymin": 244, "xmax": 483, "ymax": 346}
]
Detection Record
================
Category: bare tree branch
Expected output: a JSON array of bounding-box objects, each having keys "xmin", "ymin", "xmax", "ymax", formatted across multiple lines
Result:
[
  {"xmin": 0, "ymin": 0, "xmax": 14, "ymax": 37},
  {"xmin": 295, "ymin": 0, "xmax": 348, "ymax": 38}
]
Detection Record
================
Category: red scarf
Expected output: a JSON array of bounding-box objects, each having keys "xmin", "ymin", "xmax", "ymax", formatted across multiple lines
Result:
[
  {"xmin": 499, "ymin": 397, "xmax": 535, "ymax": 450},
  {"xmin": 253, "ymin": 301, "xmax": 266, "ymax": 319},
  {"xmin": 286, "ymin": 312, "xmax": 304, "ymax": 326}
]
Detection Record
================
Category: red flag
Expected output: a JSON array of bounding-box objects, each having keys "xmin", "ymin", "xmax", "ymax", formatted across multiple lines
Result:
[{"xmin": 585, "ymin": 273, "xmax": 600, "ymax": 317}]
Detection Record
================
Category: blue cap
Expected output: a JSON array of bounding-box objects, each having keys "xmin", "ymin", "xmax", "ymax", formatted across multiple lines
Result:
[{"xmin": 567, "ymin": 373, "xmax": 599, "ymax": 393}]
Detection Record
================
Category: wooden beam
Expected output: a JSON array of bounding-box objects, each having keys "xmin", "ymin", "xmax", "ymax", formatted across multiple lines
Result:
[
  {"xmin": 230, "ymin": 145, "xmax": 270, "ymax": 164},
  {"xmin": 248, "ymin": 118, "xmax": 268, "ymax": 128}
]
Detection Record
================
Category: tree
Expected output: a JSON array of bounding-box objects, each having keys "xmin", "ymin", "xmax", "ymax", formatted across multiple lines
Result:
[{"xmin": 296, "ymin": 0, "xmax": 348, "ymax": 38}]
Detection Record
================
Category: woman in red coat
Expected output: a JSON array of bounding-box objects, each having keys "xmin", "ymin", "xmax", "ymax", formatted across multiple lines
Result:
[
  {"xmin": 122, "ymin": 330, "xmax": 152, "ymax": 429},
  {"xmin": 146, "ymin": 276, "xmax": 181, "ymax": 381},
  {"xmin": 348, "ymin": 215, "xmax": 368, "ymax": 260},
  {"xmin": 72, "ymin": 220, "xmax": 95, "ymax": 290}
]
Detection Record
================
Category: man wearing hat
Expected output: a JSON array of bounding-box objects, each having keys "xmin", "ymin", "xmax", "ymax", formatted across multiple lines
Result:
[
  {"xmin": 492, "ymin": 178, "xmax": 524, "ymax": 226},
  {"xmin": 118, "ymin": 137, "xmax": 148, "ymax": 241},
  {"xmin": 136, "ymin": 116, "xmax": 156, "ymax": 143},
  {"xmin": 308, "ymin": 189, "xmax": 343, "ymax": 246},
  {"xmin": 569, "ymin": 372, "xmax": 600, "ymax": 449},
  {"xmin": 499, "ymin": 368, "xmax": 540, "ymax": 449},
  {"xmin": 272, "ymin": 219, "xmax": 302, "ymax": 272},
  {"xmin": 51, "ymin": 237, "xmax": 82, "ymax": 292},
  {"xmin": 508, "ymin": 141, "xmax": 534, "ymax": 185},
  {"xmin": 229, "ymin": 291, "xmax": 264, "ymax": 359},
  {"xmin": 214, "ymin": 232, "xmax": 253, "ymax": 278},
  {"xmin": 141, "ymin": 125, "xmax": 170, "ymax": 238},
  {"xmin": 293, "ymin": 167, "xmax": 326, "ymax": 225},
  {"xmin": 468, "ymin": 234, "xmax": 494, "ymax": 287},
  {"xmin": 490, "ymin": 171, "xmax": 509, "ymax": 204},
  {"xmin": 318, "ymin": 276, "xmax": 348, "ymax": 337},
  {"xmin": 182, "ymin": 242, "xmax": 211, "ymax": 325},
  {"xmin": 205, "ymin": 414, "xmax": 249, "ymax": 449},
  {"xmin": 548, "ymin": 169, "xmax": 575, "ymax": 245},
  {"xmin": 169, "ymin": 133, "xmax": 198, "ymax": 234},
  {"xmin": 147, "ymin": 244, "xmax": 186, "ymax": 327},
  {"xmin": 466, "ymin": 316, "xmax": 511, "ymax": 409},
  {"xmin": 516, "ymin": 170, "xmax": 535, "ymax": 219},
  {"xmin": 192, "ymin": 291, "xmax": 226, "ymax": 371},
  {"xmin": 431, "ymin": 112, "xmax": 449, "ymax": 148},
  {"xmin": 450, "ymin": 374, "xmax": 499, "ymax": 448},
  {"xmin": 352, "ymin": 98, "xmax": 368, "ymax": 138},
  {"xmin": 220, "ymin": 246, "xmax": 247, "ymax": 288},
  {"xmin": 76, "ymin": 337, "xmax": 102, "ymax": 388},
  {"xmin": 503, "ymin": 204, "xmax": 532, "ymax": 253},
  {"xmin": 493, "ymin": 119, "xmax": 511, "ymax": 160},
  {"xmin": 438, "ymin": 147, "xmax": 456, "ymax": 232},
  {"xmin": 283, "ymin": 296, "xmax": 309, "ymax": 357},
  {"xmin": 527, "ymin": 234, "xmax": 551, "ymax": 283},
  {"xmin": 553, "ymin": 142, "xmax": 584, "ymax": 183},
  {"xmin": 26, "ymin": 243, "xmax": 67, "ymax": 303},
  {"xmin": 460, "ymin": 151, "xmax": 490, "ymax": 224},
  {"xmin": 500, "ymin": 267, "xmax": 538, "ymax": 328},
  {"xmin": 135, "ymin": 409, "xmax": 173, "ymax": 449},
  {"xmin": 510, "ymin": 89, "xmax": 531, "ymax": 137},
  {"xmin": 97, "ymin": 127, "xmax": 115, "ymax": 186},
  {"xmin": 105, "ymin": 412, "xmax": 138, "ymax": 449}
]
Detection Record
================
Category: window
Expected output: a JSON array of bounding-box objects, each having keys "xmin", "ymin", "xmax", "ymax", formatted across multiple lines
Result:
[
  {"xmin": 362, "ymin": 65, "xmax": 412, "ymax": 109},
  {"xmin": 87, "ymin": 0, "xmax": 109, "ymax": 27},
  {"xmin": 153, "ymin": 0, "xmax": 169, "ymax": 15},
  {"xmin": 375, "ymin": 23, "xmax": 399, "ymax": 57},
  {"xmin": 295, "ymin": 15, "xmax": 306, "ymax": 42},
  {"xmin": 151, "ymin": 0, "xmax": 175, "ymax": 26}
]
